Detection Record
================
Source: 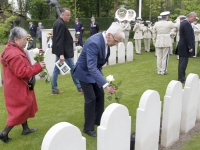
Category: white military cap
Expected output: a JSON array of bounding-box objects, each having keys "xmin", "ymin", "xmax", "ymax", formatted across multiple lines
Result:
[
  {"xmin": 136, "ymin": 17, "xmax": 142, "ymax": 20},
  {"xmin": 160, "ymin": 11, "xmax": 170, "ymax": 16},
  {"xmin": 179, "ymin": 15, "xmax": 186, "ymax": 19},
  {"xmin": 146, "ymin": 20, "xmax": 150, "ymax": 23},
  {"xmin": 196, "ymin": 17, "xmax": 199, "ymax": 20},
  {"xmin": 91, "ymin": 17, "xmax": 95, "ymax": 19},
  {"xmin": 157, "ymin": 16, "xmax": 162, "ymax": 19}
]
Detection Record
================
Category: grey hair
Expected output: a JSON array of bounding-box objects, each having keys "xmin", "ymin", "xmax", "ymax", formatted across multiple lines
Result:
[
  {"xmin": 9, "ymin": 27, "xmax": 27, "ymax": 42},
  {"xmin": 187, "ymin": 12, "xmax": 197, "ymax": 18},
  {"xmin": 106, "ymin": 22, "xmax": 125, "ymax": 39}
]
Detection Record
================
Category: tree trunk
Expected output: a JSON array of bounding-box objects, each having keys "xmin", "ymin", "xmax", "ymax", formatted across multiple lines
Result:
[{"xmin": 114, "ymin": 0, "xmax": 118, "ymax": 13}]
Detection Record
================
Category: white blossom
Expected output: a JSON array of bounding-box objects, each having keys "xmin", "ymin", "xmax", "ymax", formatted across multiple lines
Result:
[
  {"xmin": 106, "ymin": 75, "xmax": 115, "ymax": 83},
  {"xmin": 33, "ymin": 48, "xmax": 40, "ymax": 55}
]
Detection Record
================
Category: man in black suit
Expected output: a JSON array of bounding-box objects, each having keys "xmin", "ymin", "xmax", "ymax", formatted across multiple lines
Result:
[
  {"xmin": 178, "ymin": 12, "xmax": 197, "ymax": 83},
  {"xmin": 90, "ymin": 17, "xmax": 99, "ymax": 36},
  {"xmin": 27, "ymin": 21, "xmax": 37, "ymax": 50},
  {"xmin": 51, "ymin": 8, "xmax": 83, "ymax": 94}
]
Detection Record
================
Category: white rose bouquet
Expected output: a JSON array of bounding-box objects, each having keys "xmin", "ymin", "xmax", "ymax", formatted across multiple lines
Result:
[
  {"xmin": 33, "ymin": 48, "xmax": 51, "ymax": 83},
  {"xmin": 76, "ymin": 45, "xmax": 83, "ymax": 53},
  {"xmin": 106, "ymin": 75, "xmax": 123, "ymax": 103}
]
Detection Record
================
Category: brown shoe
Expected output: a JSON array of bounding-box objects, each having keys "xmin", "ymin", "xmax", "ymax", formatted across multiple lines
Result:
[
  {"xmin": 52, "ymin": 90, "xmax": 63, "ymax": 95},
  {"xmin": 78, "ymin": 89, "xmax": 83, "ymax": 94}
]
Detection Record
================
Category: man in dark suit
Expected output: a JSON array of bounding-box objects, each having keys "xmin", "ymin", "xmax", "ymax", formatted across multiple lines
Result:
[
  {"xmin": 178, "ymin": 12, "xmax": 197, "ymax": 83},
  {"xmin": 52, "ymin": 8, "xmax": 83, "ymax": 94},
  {"xmin": 73, "ymin": 22, "xmax": 125, "ymax": 137},
  {"xmin": 27, "ymin": 21, "xmax": 37, "ymax": 50},
  {"xmin": 90, "ymin": 17, "xmax": 99, "ymax": 36},
  {"xmin": 74, "ymin": 18, "xmax": 84, "ymax": 46}
]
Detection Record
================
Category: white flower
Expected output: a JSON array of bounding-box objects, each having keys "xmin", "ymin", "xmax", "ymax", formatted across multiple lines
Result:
[
  {"xmin": 76, "ymin": 32, "xmax": 80, "ymax": 35},
  {"xmin": 106, "ymin": 75, "xmax": 115, "ymax": 83},
  {"xmin": 33, "ymin": 48, "xmax": 40, "ymax": 55},
  {"xmin": 76, "ymin": 46, "xmax": 83, "ymax": 53}
]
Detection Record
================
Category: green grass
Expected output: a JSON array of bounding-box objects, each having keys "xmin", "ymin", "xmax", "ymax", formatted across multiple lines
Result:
[{"xmin": 0, "ymin": 44, "xmax": 200, "ymax": 149}]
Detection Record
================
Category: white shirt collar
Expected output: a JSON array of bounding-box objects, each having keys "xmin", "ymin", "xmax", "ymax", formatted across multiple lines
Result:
[{"xmin": 102, "ymin": 31, "xmax": 108, "ymax": 46}]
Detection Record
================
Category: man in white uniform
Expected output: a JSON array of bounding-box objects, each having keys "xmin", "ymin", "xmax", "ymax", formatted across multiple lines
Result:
[
  {"xmin": 143, "ymin": 20, "xmax": 152, "ymax": 52},
  {"xmin": 153, "ymin": 11, "xmax": 176, "ymax": 75},
  {"xmin": 133, "ymin": 17, "xmax": 144, "ymax": 54},
  {"xmin": 192, "ymin": 17, "xmax": 200, "ymax": 57}
]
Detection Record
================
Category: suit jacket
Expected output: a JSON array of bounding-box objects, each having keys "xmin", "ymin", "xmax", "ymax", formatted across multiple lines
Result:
[
  {"xmin": 178, "ymin": 20, "xmax": 194, "ymax": 57},
  {"xmin": 52, "ymin": 17, "xmax": 74, "ymax": 58},
  {"xmin": 74, "ymin": 22, "xmax": 83, "ymax": 35},
  {"xmin": 73, "ymin": 33, "xmax": 110, "ymax": 87},
  {"xmin": 152, "ymin": 20, "xmax": 175, "ymax": 47},
  {"xmin": 37, "ymin": 26, "xmax": 44, "ymax": 38},
  {"xmin": 90, "ymin": 22, "xmax": 99, "ymax": 36},
  {"xmin": 29, "ymin": 24, "xmax": 37, "ymax": 37},
  {"xmin": 133, "ymin": 23, "xmax": 144, "ymax": 39}
]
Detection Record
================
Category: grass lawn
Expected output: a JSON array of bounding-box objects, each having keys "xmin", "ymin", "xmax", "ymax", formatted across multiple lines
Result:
[{"xmin": 0, "ymin": 44, "xmax": 200, "ymax": 149}]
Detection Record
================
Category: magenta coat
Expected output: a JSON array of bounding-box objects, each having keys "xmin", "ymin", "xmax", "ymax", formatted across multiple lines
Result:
[{"xmin": 1, "ymin": 41, "xmax": 43, "ymax": 126}]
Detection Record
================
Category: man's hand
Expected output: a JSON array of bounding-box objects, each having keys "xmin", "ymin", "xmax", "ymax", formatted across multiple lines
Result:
[
  {"xmin": 189, "ymin": 49, "xmax": 193, "ymax": 53},
  {"xmin": 105, "ymin": 86, "xmax": 116, "ymax": 94},
  {"xmin": 74, "ymin": 38, "xmax": 78, "ymax": 43},
  {"xmin": 60, "ymin": 55, "xmax": 65, "ymax": 63}
]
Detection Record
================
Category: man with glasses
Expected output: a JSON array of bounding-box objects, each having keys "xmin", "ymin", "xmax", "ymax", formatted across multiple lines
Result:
[{"xmin": 73, "ymin": 22, "xmax": 125, "ymax": 137}]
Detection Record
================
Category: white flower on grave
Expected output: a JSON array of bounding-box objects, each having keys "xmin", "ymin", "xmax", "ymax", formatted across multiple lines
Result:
[
  {"xmin": 76, "ymin": 46, "xmax": 83, "ymax": 53},
  {"xmin": 33, "ymin": 48, "xmax": 40, "ymax": 55},
  {"xmin": 106, "ymin": 75, "xmax": 115, "ymax": 84}
]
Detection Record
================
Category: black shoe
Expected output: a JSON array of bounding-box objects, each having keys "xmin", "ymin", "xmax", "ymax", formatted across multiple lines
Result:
[
  {"xmin": 83, "ymin": 130, "xmax": 97, "ymax": 137},
  {"xmin": 22, "ymin": 128, "xmax": 38, "ymax": 135},
  {"xmin": 0, "ymin": 132, "xmax": 12, "ymax": 143}
]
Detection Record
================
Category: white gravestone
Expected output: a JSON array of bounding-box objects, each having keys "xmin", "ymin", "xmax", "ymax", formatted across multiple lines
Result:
[
  {"xmin": 44, "ymin": 48, "xmax": 55, "ymax": 77},
  {"xmin": 117, "ymin": 42, "xmax": 125, "ymax": 63},
  {"xmin": 41, "ymin": 122, "xmax": 86, "ymax": 150},
  {"xmin": 181, "ymin": 73, "xmax": 199, "ymax": 133},
  {"xmin": 197, "ymin": 79, "xmax": 200, "ymax": 121},
  {"xmin": 41, "ymin": 29, "xmax": 76, "ymax": 52},
  {"xmin": 74, "ymin": 48, "xmax": 78, "ymax": 64},
  {"xmin": 161, "ymin": 80, "xmax": 183, "ymax": 148},
  {"xmin": 25, "ymin": 50, "xmax": 40, "ymax": 80},
  {"xmin": 135, "ymin": 90, "xmax": 161, "ymax": 150},
  {"xmin": 108, "ymin": 46, "xmax": 117, "ymax": 65},
  {"xmin": 0, "ymin": 69, "xmax": 2, "ymax": 87},
  {"xmin": 126, "ymin": 41, "xmax": 134, "ymax": 62},
  {"xmin": 97, "ymin": 103, "xmax": 131, "ymax": 150}
]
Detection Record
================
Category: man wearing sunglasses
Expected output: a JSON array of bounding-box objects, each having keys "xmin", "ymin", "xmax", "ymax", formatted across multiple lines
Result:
[{"xmin": 73, "ymin": 22, "xmax": 125, "ymax": 137}]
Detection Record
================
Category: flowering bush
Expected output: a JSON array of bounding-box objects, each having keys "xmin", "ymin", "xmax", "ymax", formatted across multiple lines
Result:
[
  {"xmin": 106, "ymin": 75, "xmax": 123, "ymax": 103},
  {"xmin": 75, "ymin": 45, "xmax": 83, "ymax": 53},
  {"xmin": 33, "ymin": 48, "xmax": 51, "ymax": 83}
]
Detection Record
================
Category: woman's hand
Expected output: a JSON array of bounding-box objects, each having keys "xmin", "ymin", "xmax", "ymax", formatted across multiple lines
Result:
[{"xmin": 39, "ymin": 61, "xmax": 46, "ymax": 68}]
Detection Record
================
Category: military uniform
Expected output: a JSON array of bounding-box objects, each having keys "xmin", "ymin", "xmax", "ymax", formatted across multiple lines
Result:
[
  {"xmin": 192, "ymin": 18, "xmax": 200, "ymax": 57},
  {"xmin": 122, "ymin": 21, "xmax": 131, "ymax": 47},
  {"xmin": 153, "ymin": 11, "xmax": 176, "ymax": 75},
  {"xmin": 133, "ymin": 18, "xmax": 144, "ymax": 54},
  {"xmin": 143, "ymin": 21, "xmax": 152, "ymax": 52}
]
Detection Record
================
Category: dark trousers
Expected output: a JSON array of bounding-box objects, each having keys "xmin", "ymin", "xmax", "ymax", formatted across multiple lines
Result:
[
  {"xmin": 178, "ymin": 57, "xmax": 189, "ymax": 83},
  {"xmin": 79, "ymin": 81, "xmax": 104, "ymax": 131},
  {"xmin": 39, "ymin": 38, "xmax": 42, "ymax": 49}
]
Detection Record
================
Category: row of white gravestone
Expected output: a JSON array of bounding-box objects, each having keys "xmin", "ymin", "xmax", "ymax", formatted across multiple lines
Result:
[
  {"xmin": 0, "ymin": 41, "xmax": 133, "ymax": 87},
  {"xmin": 41, "ymin": 73, "xmax": 200, "ymax": 150}
]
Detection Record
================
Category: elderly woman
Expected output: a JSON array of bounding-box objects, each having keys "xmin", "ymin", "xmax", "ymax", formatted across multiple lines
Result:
[{"xmin": 0, "ymin": 27, "xmax": 45, "ymax": 143}]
